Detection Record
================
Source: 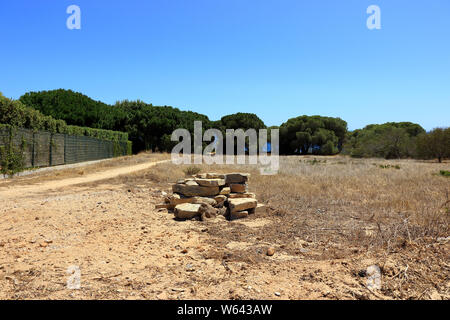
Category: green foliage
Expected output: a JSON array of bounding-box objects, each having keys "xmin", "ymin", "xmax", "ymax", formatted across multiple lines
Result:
[
  {"xmin": 416, "ymin": 127, "xmax": 450, "ymax": 163},
  {"xmin": 115, "ymin": 99, "xmax": 212, "ymax": 153},
  {"xmin": 0, "ymin": 94, "xmax": 128, "ymax": 142},
  {"xmin": 20, "ymin": 89, "xmax": 125, "ymax": 130},
  {"xmin": 279, "ymin": 115, "xmax": 347, "ymax": 155},
  {"xmin": 127, "ymin": 141, "xmax": 133, "ymax": 155},
  {"xmin": 439, "ymin": 170, "xmax": 450, "ymax": 177},
  {"xmin": 218, "ymin": 113, "xmax": 266, "ymax": 131},
  {"xmin": 18, "ymin": 91, "xmax": 271, "ymax": 154},
  {"xmin": 343, "ymin": 122, "xmax": 425, "ymax": 159},
  {"xmin": 215, "ymin": 113, "xmax": 267, "ymax": 154},
  {"xmin": 0, "ymin": 130, "xmax": 25, "ymax": 176}
]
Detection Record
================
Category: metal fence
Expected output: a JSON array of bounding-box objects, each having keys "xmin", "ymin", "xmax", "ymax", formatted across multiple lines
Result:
[{"xmin": 0, "ymin": 127, "xmax": 129, "ymax": 168}]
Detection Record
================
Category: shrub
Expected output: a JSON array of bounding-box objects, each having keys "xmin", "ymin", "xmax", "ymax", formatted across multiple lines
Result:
[
  {"xmin": 183, "ymin": 166, "xmax": 201, "ymax": 176},
  {"xmin": 440, "ymin": 170, "xmax": 450, "ymax": 177},
  {"xmin": 0, "ymin": 139, "xmax": 25, "ymax": 177}
]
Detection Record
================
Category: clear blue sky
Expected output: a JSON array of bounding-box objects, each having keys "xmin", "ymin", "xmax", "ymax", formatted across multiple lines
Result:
[{"xmin": 1, "ymin": 0, "xmax": 449, "ymax": 130}]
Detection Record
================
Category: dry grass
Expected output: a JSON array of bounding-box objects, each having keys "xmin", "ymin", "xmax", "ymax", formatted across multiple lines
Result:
[
  {"xmin": 111, "ymin": 155, "xmax": 449, "ymax": 299},
  {"xmin": 114, "ymin": 155, "xmax": 450, "ymax": 249}
]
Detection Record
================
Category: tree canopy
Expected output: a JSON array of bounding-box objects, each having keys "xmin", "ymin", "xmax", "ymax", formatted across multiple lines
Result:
[
  {"xmin": 343, "ymin": 122, "xmax": 425, "ymax": 159},
  {"xmin": 0, "ymin": 93, "xmax": 128, "ymax": 141},
  {"xmin": 279, "ymin": 115, "xmax": 347, "ymax": 155},
  {"xmin": 416, "ymin": 127, "xmax": 450, "ymax": 163},
  {"xmin": 20, "ymin": 89, "xmax": 125, "ymax": 130},
  {"xmin": 8, "ymin": 89, "xmax": 447, "ymax": 161}
]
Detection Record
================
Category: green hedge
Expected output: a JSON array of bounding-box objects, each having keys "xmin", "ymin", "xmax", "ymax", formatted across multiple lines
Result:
[{"xmin": 0, "ymin": 94, "xmax": 128, "ymax": 142}]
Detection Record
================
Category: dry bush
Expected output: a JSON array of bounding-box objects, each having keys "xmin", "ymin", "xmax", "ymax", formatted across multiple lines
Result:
[{"xmin": 183, "ymin": 166, "xmax": 201, "ymax": 176}]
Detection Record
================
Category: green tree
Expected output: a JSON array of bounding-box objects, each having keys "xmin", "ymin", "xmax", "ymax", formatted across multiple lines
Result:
[
  {"xmin": 279, "ymin": 115, "xmax": 347, "ymax": 155},
  {"xmin": 343, "ymin": 122, "xmax": 425, "ymax": 159},
  {"xmin": 416, "ymin": 127, "xmax": 450, "ymax": 163}
]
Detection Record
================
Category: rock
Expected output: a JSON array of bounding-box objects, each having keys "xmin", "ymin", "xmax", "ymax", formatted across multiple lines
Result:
[
  {"xmin": 174, "ymin": 203, "xmax": 202, "ymax": 219},
  {"xmin": 206, "ymin": 173, "xmax": 225, "ymax": 179},
  {"xmin": 248, "ymin": 204, "xmax": 266, "ymax": 214},
  {"xmin": 192, "ymin": 197, "xmax": 217, "ymax": 206},
  {"xmin": 274, "ymin": 292, "xmax": 281, "ymax": 297},
  {"xmin": 195, "ymin": 178, "xmax": 226, "ymax": 187},
  {"xmin": 219, "ymin": 187, "xmax": 231, "ymax": 195},
  {"xmin": 199, "ymin": 204, "xmax": 218, "ymax": 220},
  {"xmin": 214, "ymin": 195, "xmax": 227, "ymax": 207},
  {"xmin": 230, "ymin": 210, "xmax": 249, "ymax": 220},
  {"xmin": 266, "ymin": 247, "xmax": 275, "ymax": 256},
  {"xmin": 225, "ymin": 173, "xmax": 249, "ymax": 184},
  {"xmin": 437, "ymin": 236, "xmax": 450, "ymax": 244},
  {"xmin": 185, "ymin": 180, "xmax": 199, "ymax": 186},
  {"xmin": 155, "ymin": 204, "xmax": 172, "ymax": 209},
  {"xmin": 230, "ymin": 184, "xmax": 247, "ymax": 193},
  {"xmin": 228, "ymin": 198, "xmax": 257, "ymax": 213},
  {"xmin": 228, "ymin": 193, "xmax": 256, "ymax": 199},
  {"xmin": 168, "ymin": 194, "xmax": 194, "ymax": 206},
  {"xmin": 186, "ymin": 263, "xmax": 195, "ymax": 271},
  {"xmin": 173, "ymin": 184, "xmax": 219, "ymax": 197},
  {"xmin": 217, "ymin": 207, "xmax": 228, "ymax": 216}
]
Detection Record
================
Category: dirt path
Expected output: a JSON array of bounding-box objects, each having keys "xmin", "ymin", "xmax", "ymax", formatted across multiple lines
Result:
[{"xmin": 0, "ymin": 159, "xmax": 170, "ymax": 200}]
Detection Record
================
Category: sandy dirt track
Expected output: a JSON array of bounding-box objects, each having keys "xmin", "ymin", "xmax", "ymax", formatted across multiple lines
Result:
[{"xmin": 0, "ymin": 160, "xmax": 170, "ymax": 200}]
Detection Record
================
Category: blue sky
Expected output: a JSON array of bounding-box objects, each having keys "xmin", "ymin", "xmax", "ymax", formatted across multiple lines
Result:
[{"xmin": 1, "ymin": 0, "xmax": 449, "ymax": 130}]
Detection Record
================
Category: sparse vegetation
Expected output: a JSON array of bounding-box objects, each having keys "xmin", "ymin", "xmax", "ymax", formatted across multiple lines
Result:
[
  {"xmin": 183, "ymin": 166, "xmax": 202, "ymax": 176},
  {"xmin": 440, "ymin": 170, "xmax": 450, "ymax": 177},
  {"xmin": 377, "ymin": 164, "xmax": 401, "ymax": 169}
]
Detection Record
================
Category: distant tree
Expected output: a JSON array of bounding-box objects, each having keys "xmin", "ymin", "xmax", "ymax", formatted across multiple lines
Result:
[
  {"xmin": 19, "ymin": 90, "xmax": 213, "ymax": 154},
  {"xmin": 416, "ymin": 127, "xmax": 450, "ymax": 163},
  {"xmin": 215, "ymin": 113, "xmax": 266, "ymax": 154},
  {"xmin": 343, "ymin": 122, "xmax": 425, "ymax": 159},
  {"xmin": 20, "ymin": 89, "xmax": 123, "ymax": 130},
  {"xmin": 279, "ymin": 115, "xmax": 347, "ymax": 155},
  {"xmin": 219, "ymin": 113, "xmax": 266, "ymax": 131}
]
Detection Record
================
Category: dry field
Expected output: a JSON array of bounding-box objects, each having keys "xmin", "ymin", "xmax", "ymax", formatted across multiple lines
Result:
[{"xmin": 0, "ymin": 154, "xmax": 448, "ymax": 300}]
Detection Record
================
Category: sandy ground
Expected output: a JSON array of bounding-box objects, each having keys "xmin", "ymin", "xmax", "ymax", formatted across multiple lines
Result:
[
  {"xmin": 0, "ymin": 156, "xmax": 447, "ymax": 300},
  {"xmin": 0, "ymin": 159, "xmax": 170, "ymax": 198}
]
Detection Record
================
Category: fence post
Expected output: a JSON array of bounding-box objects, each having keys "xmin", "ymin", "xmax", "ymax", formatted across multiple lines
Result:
[
  {"xmin": 31, "ymin": 132, "xmax": 35, "ymax": 167},
  {"xmin": 64, "ymin": 134, "xmax": 67, "ymax": 165},
  {"xmin": 49, "ymin": 133, "xmax": 53, "ymax": 166}
]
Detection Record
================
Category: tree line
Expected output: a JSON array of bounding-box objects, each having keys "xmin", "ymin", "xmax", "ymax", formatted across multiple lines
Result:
[
  {"xmin": 0, "ymin": 92, "xmax": 129, "ymax": 142},
  {"xmin": 8, "ymin": 89, "xmax": 449, "ymax": 161}
]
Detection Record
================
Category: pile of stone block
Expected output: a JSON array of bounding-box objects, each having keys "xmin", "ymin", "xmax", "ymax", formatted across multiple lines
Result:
[{"xmin": 156, "ymin": 172, "xmax": 266, "ymax": 221}]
